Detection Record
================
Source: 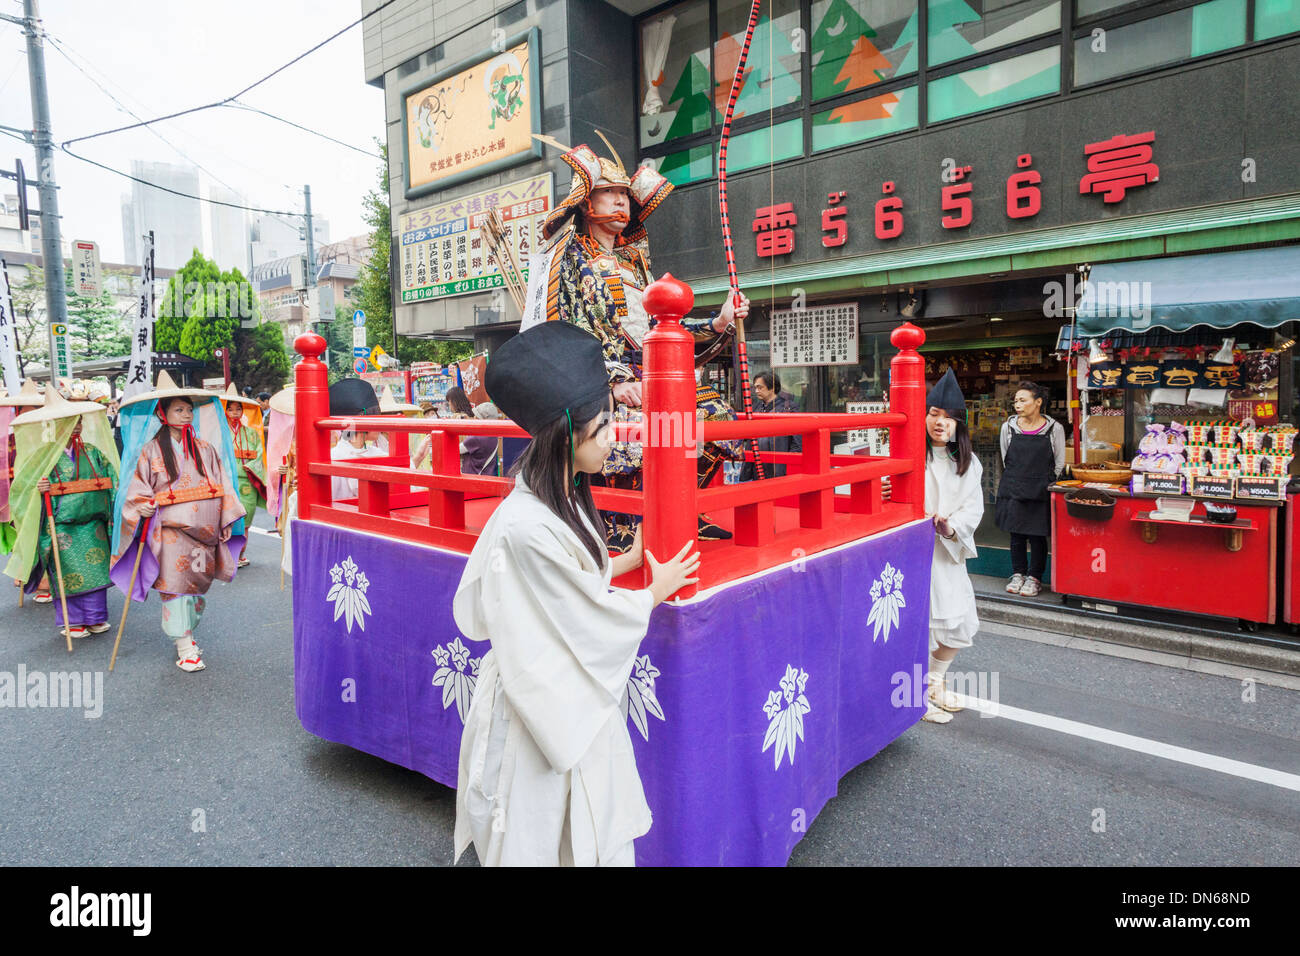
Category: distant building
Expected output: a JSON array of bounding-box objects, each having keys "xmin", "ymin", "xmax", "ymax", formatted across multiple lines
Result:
[
  {"xmin": 205, "ymin": 184, "xmax": 252, "ymax": 275},
  {"xmin": 249, "ymin": 213, "xmax": 329, "ymax": 271},
  {"xmin": 120, "ymin": 160, "xmax": 203, "ymax": 271}
]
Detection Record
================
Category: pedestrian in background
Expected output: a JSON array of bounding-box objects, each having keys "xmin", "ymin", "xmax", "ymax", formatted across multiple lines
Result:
[
  {"xmin": 995, "ymin": 380, "xmax": 1065, "ymax": 597},
  {"xmin": 740, "ymin": 370, "xmax": 801, "ymax": 480}
]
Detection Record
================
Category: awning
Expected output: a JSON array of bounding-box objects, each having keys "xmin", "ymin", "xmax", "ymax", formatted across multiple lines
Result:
[{"xmin": 1076, "ymin": 245, "xmax": 1300, "ymax": 337}]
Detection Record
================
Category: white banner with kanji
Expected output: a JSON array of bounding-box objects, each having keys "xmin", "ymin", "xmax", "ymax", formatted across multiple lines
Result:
[
  {"xmin": 0, "ymin": 259, "xmax": 20, "ymax": 393},
  {"xmin": 124, "ymin": 235, "xmax": 154, "ymax": 398}
]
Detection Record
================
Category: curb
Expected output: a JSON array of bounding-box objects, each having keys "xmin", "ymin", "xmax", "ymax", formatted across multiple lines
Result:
[{"xmin": 975, "ymin": 595, "xmax": 1300, "ymax": 678}]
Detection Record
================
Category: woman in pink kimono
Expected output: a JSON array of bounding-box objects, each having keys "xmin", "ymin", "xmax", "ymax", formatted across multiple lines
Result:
[{"xmin": 111, "ymin": 373, "xmax": 245, "ymax": 673}]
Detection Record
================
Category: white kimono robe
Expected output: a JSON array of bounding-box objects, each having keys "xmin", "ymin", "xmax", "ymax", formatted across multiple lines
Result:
[
  {"xmin": 925, "ymin": 449, "xmax": 984, "ymax": 652},
  {"xmin": 452, "ymin": 475, "xmax": 655, "ymax": 866}
]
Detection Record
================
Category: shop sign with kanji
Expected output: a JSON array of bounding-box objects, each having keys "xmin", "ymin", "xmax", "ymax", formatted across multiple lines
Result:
[
  {"xmin": 770, "ymin": 303, "xmax": 858, "ymax": 368},
  {"xmin": 750, "ymin": 133, "xmax": 1159, "ymax": 259},
  {"xmin": 398, "ymin": 173, "xmax": 552, "ymax": 303}
]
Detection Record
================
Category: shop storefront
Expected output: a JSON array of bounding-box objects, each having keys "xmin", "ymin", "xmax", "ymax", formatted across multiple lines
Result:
[{"xmin": 364, "ymin": 0, "xmax": 1300, "ymax": 630}]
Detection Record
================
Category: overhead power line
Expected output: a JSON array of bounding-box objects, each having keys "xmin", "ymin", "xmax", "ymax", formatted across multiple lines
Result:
[
  {"xmin": 221, "ymin": 101, "xmax": 382, "ymax": 159},
  {"xmin": 61, "ymin": 0, "xmax": 401, "ymax": 150}
]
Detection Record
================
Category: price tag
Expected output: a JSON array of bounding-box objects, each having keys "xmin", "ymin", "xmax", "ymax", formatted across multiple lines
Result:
[
  {"xmin": 1139, "ymin": 474, "xmax": 1184, "ymax": 495},
  {"xmin": 1234, "ymin": 476, "xmax": 1284, "ymax": 500},
  {"xmin": 1190, "ymin": 475, "xmax": 1235, "ymax": 499}
]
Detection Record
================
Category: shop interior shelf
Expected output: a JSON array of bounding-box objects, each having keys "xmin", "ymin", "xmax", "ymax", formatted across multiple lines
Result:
[{"xmin": 1131, "ymin": 512, "xmax": 1256, "ymax": 531}]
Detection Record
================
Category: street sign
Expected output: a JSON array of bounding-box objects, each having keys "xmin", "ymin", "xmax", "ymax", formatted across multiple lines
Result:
[
  {"xmin": 353, "ymin": 310, "xmax": 365, "ymax": 326},
  {"xmin": 352, "ymin": 326, "xmax": 367, "ymax": 348},
  {"xmin": 353, "ymin": 358, "xmax": 368, "ymax": 374},
  {"xmin": 72, "ymin": 240, "xmax": 102, "ymax": 297},
  {"xmin": 353, "ymin": 346, "xmax": 369, "ymax": 358},
  {"xmin": 50, "ymin": 323, "xmax": 72, "ymax": 380}
]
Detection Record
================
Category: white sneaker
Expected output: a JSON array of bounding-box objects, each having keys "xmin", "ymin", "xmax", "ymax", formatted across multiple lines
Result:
[
  {"xmin": 1019, "ymin": 576, "xmax": 1042, "ymax": 597},
  {"xmin": 1005, "ymin": 574, "xmax": 1025, "ymax": 594}
]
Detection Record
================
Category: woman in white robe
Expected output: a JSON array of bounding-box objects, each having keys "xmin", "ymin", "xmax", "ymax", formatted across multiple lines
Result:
[
  {"xmin": 923, "ymin": 369, "xmax": 984, "ymax": 725},
  {"xmin": 452, "ymin": 322, "xmax": 700, "ymax": 867}
]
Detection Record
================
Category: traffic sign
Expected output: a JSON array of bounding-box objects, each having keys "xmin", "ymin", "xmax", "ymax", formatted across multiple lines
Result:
[
  {"xmin": 352, "ymin": 326, "xmax": 367, "ymax": 348},
  {"xmin": 353, "ymin": 358, "xmax": 368, "ymax": 374},
  {"xmin": 353, "ymin": 346, "xmax": 369, "ymax": 358},
  {"xmin": 353, "ymin": 310, "xmax": 366, "ymax": 326},
  {"xmin": 72, "ymin": 241, "xmax": 102, "ymax": 297}
]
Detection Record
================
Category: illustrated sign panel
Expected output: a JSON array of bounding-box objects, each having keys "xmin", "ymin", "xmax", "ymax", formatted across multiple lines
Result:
[
  {"xmin": 403, "ymin": 29, "xmax": 541, "ymax": 196},
  {"xmin": 398, "ymin": 173, "xmax": 552, "ymax": 303}
]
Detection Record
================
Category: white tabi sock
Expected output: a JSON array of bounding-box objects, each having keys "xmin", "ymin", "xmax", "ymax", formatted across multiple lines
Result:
[{"xmin": 927, "ymin": 654, "xmax": 953, "ymax": 687}]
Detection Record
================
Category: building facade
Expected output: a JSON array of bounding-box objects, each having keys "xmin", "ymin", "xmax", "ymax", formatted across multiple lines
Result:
[{"xmin": 366, "ymin": 0, "xmax": 1300, "ymax": 573}]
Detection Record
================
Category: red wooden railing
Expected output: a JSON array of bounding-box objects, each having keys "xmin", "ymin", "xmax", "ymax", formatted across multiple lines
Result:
[{"xmin": 293, "ymin": 275, "xmax": 928, "ymax": 597}]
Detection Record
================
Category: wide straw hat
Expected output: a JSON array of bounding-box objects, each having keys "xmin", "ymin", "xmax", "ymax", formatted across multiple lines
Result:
[
  {"xmin": 11, "ymin": 384, "xmax": 106, "ymax": 426},
  {"xmin": 377, "ymin": 384, "xmax": 420, "ymax": 416},
  {"xmin": 0, "ymin": 379, "xmax": 43, "ymax": 407},
  {"xmin": 118, "ymin": 370, "xmax": 219, "ymax": 409},
  {"xmin": 269, "ymin": 386, "xmax": 295, "ymax": 416},
  {"xmin": 219, "ymin": 382, "xmax": 262, "ymax": 407}
]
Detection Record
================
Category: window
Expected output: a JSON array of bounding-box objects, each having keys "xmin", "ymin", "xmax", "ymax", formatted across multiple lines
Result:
[
  {"xmin": 812, "ymin": 85, "xmax": 919, "ymax": 151},
  {"xmin": 657, "ymin": 143, "xmax": 714, "ymax": 185},
  {"xmin": 928, "ymin": 45, "xmax": 1060, "ymax": 122},
  {"xmin": 718, "ymin": 0, "xmax": 803, "ymax": 116},
  {"xmin": 810, "ymin": 0, "xmax": 919, "ymax": 102},
  {"xmin": 927, "ymin": 0, "xmax": 1061, "ymax": 67},
  {"xmin": 639, "ymin": 1, "xmax": 714, "ymax": 148},
  {"xmin": 1256, "ymin": 0, "xmax": 1300, "ymax": 39},
  {"xmin": 726, "ymin": 118, "xmax": 804, "ymax": 173},
  {"xmin": 1074, "ymin": 0, "xmax": 1246, "ymax": 86}
]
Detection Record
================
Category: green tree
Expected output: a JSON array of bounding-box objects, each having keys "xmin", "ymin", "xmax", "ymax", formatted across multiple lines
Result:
[
  {"xmin": 231, "ymin": 320, "xmax": 291, "ymax": 394},
  {"xmin": 353, "ymin": 141, "xmax": 471, "ymax": 369},
  {"xmin": 65, "ymin": 268, "xmax": 133, "ymax": 361},
  {"xmin": 8, "ymin": 265, "xmax": 50, "ymax": 369}
]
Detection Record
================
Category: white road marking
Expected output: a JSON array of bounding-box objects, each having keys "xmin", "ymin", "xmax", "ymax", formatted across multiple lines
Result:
[
  {"xmin": 248, "ymin": 526, "xmax": 277, "ymax": 537},
  {"xmin": 954, "ymin": 694, "xmax": 1300, "ymax": 793}
]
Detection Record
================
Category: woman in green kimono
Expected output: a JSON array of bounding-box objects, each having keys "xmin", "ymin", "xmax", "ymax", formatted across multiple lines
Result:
[
  {"xmin": 4, "ymin": 387, "xmax": 120, "ymax": 638},
  {"xmin": 220, "ymin": 384, "xmax": 266, "ymax": 568}
]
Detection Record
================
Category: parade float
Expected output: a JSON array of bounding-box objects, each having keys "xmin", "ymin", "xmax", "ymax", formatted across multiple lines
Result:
[{"xmin": 288, "ymin": 276, "xmax": 934, "ymax": 865}]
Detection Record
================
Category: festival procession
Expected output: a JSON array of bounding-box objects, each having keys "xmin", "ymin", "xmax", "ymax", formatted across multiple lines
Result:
[{"xmin": 1, "ymin": 0, "xmax": 1297, "ymax": 897}]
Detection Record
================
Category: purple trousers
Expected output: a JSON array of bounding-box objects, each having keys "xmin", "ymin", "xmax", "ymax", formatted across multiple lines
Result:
[{"xmin": 54, "ymin": 587, "xmax": 108, "ymax": 627}]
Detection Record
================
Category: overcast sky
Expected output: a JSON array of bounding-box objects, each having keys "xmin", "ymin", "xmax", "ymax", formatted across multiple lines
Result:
[{"xmin": 0, "ymin": 0, "xmax": 385, "ymax": 264}]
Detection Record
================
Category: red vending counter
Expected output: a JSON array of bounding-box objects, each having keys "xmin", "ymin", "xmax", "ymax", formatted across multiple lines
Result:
[
  {"xmin": 1284, "ymin": 484, "xmax": 1300, "ymax": 627},
  {"xmin": 1051, "ymin": 486, "xmax": 1280, "ymax": 626}
]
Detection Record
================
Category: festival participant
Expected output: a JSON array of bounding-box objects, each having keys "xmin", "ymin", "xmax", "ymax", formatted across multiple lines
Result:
[
  {"xmin": 327, "ymin": 379, "xmax": 385, "ymax": 500},
  {"xmin": 531, "ymin": 134, "xmax": 748, "ymax": 550},
  {"xmin": 4, "ymin": 387, "xmax": 119, "ymax": 638},
  {"xmin": 453, "ymin": 321, "xmax": 700, "ymax": 867},
  {"xmin": 922, "ymin": 370, "xmax": 984, "ymax": 725},
  {"xmin": 1, "ymin": 380, "xmax": 50, "ymax": 600},
  {"xmin": 219, "ymin": 384, "xmax": 267, "ymax": 568},
  {"xmin": 265, "ymin": 386, "xmax": 297, "ymax": 579},
  {"xmin": 109, "ymin": 372, "xmax": 246, "ymax": 673}
]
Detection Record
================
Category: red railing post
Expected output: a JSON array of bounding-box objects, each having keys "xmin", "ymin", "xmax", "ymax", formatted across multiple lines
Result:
[
  {"xmin": 642, "ymin": 273, "xmax": 698, "ymax": 599},
  {"xmin": 294, "ymin": 332, "xmax": 330, "ymax": 521},
  {"xmin": 888, "ymin": 322, "xmax": 927, "ymax": 520}
]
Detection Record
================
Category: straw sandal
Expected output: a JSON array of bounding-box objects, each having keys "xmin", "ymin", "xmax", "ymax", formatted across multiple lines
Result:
[
  {"xmin": 176, "ymin": 643, "xmax": 206, "ymax": 673},
  {"xmin": 33, "ymin": 591, "xmax": 52, "ymax": 605},
  {"xmin": 928, "ymin": 678, "xmax": 964, "ymax": 713},
  {"xmin": 62, "ymin": 625, "xmax": 89, "ymax": 639},
  {"xmin": 921, "ymin": 701, "xmax": 953, "ymax": 724},
  {"xmin": 86, "ymin": 623, "xmax": 111, "ymax": 634}
]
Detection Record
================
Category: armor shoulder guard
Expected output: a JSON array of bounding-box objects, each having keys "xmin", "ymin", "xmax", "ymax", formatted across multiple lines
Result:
[{"xmin": 541, "ymin": 221, "xmax": 576, "ymax": 255}]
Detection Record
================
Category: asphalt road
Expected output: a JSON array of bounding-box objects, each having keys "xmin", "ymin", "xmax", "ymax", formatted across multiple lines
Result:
[{"xmin": 1, "ymin": 513, "xmax": 1296, "ymax": 866}]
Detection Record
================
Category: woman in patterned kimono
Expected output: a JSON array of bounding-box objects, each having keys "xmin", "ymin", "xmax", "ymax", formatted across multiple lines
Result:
[
  {"xmin": 110, "ymin": 372, "xmax": 245, "ymax": 673},
  {"xmin": 219, "ymin": 384, "xmax": 267, "ymax": 568},
  {"xmin": 4, "ymin": 387, "xmax": 120, "ymax": 638}
]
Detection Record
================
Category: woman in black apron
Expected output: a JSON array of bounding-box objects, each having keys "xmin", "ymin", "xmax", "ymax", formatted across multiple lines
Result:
[{"xmin": 995, "ymin": 381, "xmax": 1063, "ymax": 596}]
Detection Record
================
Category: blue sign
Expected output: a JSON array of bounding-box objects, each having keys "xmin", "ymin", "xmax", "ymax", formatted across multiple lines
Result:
[
  {"xmin": 353, "ymin": 346, "xmax": 369, "ymax": 358},
  {"xmin": 353, "ymin": 358, "xmax": 368, "ymax": 374},
  {"xmin": 353, "ymin": 310, "xmax": 366, "ymax": 326}
]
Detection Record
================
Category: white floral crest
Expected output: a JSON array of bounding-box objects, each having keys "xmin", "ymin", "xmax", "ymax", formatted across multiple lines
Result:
[
  {"xmin": 761, "ymin": 664, "xmax": 810, "ymax": 769},
  {"xmin": 867, "ymin": 562, "xmax": 905, "ymax": 643},
  {"xmin": 432, "ymin": 636, "xmax": 481, "ymax": 723},
  {"xmin": 620, "ymin": 654, "xmax": 665, "ymax": 741},
  {"xmin": 326, "ymin": 555, "xmax": 372, "ymax": 633}
]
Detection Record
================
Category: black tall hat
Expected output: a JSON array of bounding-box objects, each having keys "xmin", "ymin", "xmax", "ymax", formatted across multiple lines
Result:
[
  {"xmin": 329, "ymin": 378, "xmax": 380, "ymax": 416},
  {"xmin": 927, "ymin": 368, "xmax": 965, "ymax": 413},
  {"xmin": 486, "ymin": 322, "xmax": 609, "ymax": 436}
]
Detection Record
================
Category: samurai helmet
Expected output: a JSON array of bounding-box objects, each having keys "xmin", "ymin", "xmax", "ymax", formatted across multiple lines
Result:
[{"xmin": 534, "ymin": 131, "xmax": 673, "ymax": 246}]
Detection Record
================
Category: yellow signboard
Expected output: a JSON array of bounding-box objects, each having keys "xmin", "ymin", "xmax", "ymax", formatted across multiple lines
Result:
[{"xmin": 402, "ymin": 28, "xmax": 541, "ymax": 197}]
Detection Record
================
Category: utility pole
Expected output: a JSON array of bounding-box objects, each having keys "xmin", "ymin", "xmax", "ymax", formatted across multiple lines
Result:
[
  {"xmin": 303, "ymin": 184, "xmax": 316, "ymax": 283},
  {"xmin": 2, "ymin": 0, "xmax": 71, "ymax": 379}
]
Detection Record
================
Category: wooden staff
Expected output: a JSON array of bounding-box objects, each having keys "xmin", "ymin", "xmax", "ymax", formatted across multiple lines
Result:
[
  {"xmin": 43, "ymin": 492, "xmax": 72, "ymax": 653},
  {"xmin": 109, "ymin": 511, "xmax": 152, "ymax": 672},
  {"xmin": 480, "ymin": 208, "xmax": 528, "ymax": 313}
]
